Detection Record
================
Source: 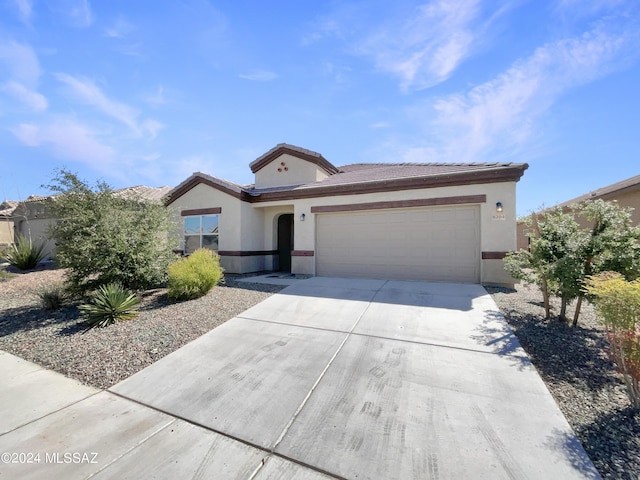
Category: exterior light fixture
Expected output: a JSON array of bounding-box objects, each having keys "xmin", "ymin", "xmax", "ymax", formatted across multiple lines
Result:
[
  {"xmin": 496, "ymin": 202, "xmax": 503, "ymax": 212},
  {"xmin": 300, "ymin": 213, "xmax": 306, "ymax": 221}
]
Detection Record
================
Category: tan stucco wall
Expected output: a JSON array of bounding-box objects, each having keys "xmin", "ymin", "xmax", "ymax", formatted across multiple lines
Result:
[
  {"xmin": 0, "ymin": 219, "xmax": 14, "ymax": 246},
  {"xmin": 517, "ymin": 188, "xmax": 640, "ymax": 251},
  {"xmin": 254, "ymin": 154, "xmax": 329, "ymax": 189},
  {"xmin": 15, "ymin": 218, "xmax": 56, "ymax": 259},
  {"xmin": 254, "ymin": 181, "xmax": 519, "ymax": 286}
]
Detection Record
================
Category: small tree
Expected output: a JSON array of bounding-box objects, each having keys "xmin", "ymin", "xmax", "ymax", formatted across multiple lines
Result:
[{"xmin": 46, "ymin": 169, "xmax": 178, "ymax": 293}]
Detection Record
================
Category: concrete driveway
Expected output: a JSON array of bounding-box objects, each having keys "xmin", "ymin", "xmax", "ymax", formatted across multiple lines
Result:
[{"xmin": 0, "ymin": 277, "xmax": 600, "ymax": 479}]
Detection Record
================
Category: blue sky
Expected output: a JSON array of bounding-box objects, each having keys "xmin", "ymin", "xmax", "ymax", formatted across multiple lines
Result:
[{"xmin": 1, "ymin": 0, "xmax": 638, "ymax": 216}]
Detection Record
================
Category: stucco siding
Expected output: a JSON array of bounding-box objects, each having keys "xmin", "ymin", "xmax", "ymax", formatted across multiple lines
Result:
[{"xmin": 254, "ymin": 154, "xmax": 329, "ymax": 189}]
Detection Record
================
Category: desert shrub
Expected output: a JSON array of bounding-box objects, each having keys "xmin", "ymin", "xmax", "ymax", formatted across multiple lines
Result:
[
  {"xmin": 79, "ymin": 283, "xmax": 140, "ymax": 329},
  {"xmin": 167, "ymin": 249, "xmax": 223, "ymax": 301},
  {"xmin": 46, "ymin": 169, "xmax": 178, "ymax": 294},
  {"xmin": 34, "ymin": 282, "xmax": 69, "ymax": 310},
  {"xmin": 2, "ymin": 235, "xmax": 45, "ymax": 270},
  {"xmin": 584, "ymin": 272, "xmax": 640, "ymax": 409}
]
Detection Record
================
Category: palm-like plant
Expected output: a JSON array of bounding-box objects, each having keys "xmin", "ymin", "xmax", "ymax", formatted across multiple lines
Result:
[
  {"xmin": 2, "ymin": 235, "xmax": 46, "ymax": 270},
  {"xmin": 79, "ymin": 283, "xmax": 140, "ymax": 329}
]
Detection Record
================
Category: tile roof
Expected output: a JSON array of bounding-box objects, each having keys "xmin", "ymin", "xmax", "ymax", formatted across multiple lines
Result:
[
  {"xmin": 555, "ymin": 173, "xmax": 640, "ymax": 209},
  {"xmin": 0, "ymin": 200, "xmax": 19, "ymax": 218},
  {"xmin": 21, "ymin": 185, "xmax": 173, "ymax": 204}
]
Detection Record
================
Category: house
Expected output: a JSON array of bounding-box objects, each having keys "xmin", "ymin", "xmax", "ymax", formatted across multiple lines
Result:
[
  {"xmin": 0, "ymin": 200, "xmax": 18, "ymax": 251},
  {"xmin": 13, "ymin": 185, "xmax": 173, "ymax": 259},
  {"xmin": 517, "ymin": 174, "xmax": 640, "ymax": 250},
  {"xmin": 167, "ymin": 144, "xmax": 528, "ymax": 286}
]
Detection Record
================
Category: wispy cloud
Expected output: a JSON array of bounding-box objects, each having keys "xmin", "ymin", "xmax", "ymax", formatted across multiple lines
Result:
[
  {"xmin": 144, "ymin": 85, "xmax": 167, "ymax": 106},
  {"xmin": 10, "ymin": 119, "xmax": 115, "ymax": 166},
  {"xmin": 238, "ymin": 70, "xmax": 279, "ymax": 82},
  {"xmin": 12, "ymin": 0, "xmax": 32, "ymax": 23},
  {"xmin": 354, "ymin": 0, "xmax": 487, "ymax": 91},
  {"xmin": 104, "ymin": 16, "xmax": 134, "ymax": 38},
  {"xmin": 55, "ymin": 73, "xmax": 164, "ymax": 139},
  {"xmin": 0, "ymin": 41, "xmax": 41, "ymax": 87},
  {"xmin": 423, "ymin": 16, "xmax": 640, "ymax": 162},
  {"xmin": 48, "ymin": 0, "xmax": 93, "ymax": 28},
  {"xmin": 1, "ymin": 81, "xmax": 47, "ymax": 111}
]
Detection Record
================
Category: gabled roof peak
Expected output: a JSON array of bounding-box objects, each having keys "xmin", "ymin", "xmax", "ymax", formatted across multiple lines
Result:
[{"xmin": 249, "ymin": 143, "xmax": 339, "ymax": 175}]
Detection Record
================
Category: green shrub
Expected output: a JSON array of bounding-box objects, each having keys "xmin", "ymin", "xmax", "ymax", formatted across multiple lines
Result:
[
  {"xmin": 79, "ymin": 283, "xmax": 140, "ymax": 329},
  {"xmin": 2, "ymin": 235, "xmax": 46, "ymax": 270},
  {"xmin": 35, "ymin": 282, "xmax": 68, "ymax": 310},
  {"xmin": 583, "ymin": 272, "xmax": 640, "ymax": 409},
  {"xmin": 167, "ymin": 249, "xmax": 223, "ymax": 300}
]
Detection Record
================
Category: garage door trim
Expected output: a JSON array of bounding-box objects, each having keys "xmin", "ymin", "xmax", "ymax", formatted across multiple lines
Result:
[{"xmin": 310, "ymin": 194, "xmax": 486, "ymax": 214}]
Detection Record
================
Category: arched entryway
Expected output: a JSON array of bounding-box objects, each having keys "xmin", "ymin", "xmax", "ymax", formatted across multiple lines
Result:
[{"xmin": 277, "ymin": 214, "xmax": 294, "ymax": 272}]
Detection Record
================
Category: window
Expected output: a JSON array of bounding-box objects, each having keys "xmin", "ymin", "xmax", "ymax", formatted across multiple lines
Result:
[{"xmin": 184, "ymin": 214, "xmax": 219, "ymax": 254}]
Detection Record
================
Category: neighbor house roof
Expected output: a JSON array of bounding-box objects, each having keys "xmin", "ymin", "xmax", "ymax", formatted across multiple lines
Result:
[
  {"xmin": 0, "ymin": 200, "xmax": 18, "ymax": 219},
  {"xmin": 554, "ymin": 174, "xmax": 640, "ymax": 209},
  {"xmin": 167, "ymin": 144, "xmax": 529, "ymax": 205},
  {"xmin": 21, "ymin": 185, "xmax": 172, "ymax": 205}
]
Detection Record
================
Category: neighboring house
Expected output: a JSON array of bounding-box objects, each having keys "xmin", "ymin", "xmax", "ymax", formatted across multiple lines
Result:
[
  {"xmin": 517, "ymin": 174, "xmax": 640, "ymax": 250},
  {"xmin": 167, "ymin": 143, "xmax": 528, "ymax": 286},
  {"xmin": 13, "ymin": 185, "xmax": 172, "ymax": 260},
  {"xmin": 0, "ymin": 200, "xmax": 18, "ymax": 250}
]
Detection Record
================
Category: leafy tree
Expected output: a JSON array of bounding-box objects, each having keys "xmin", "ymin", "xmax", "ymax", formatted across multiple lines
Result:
[
  {"xmin": 506, "ymin": 200, "xmax": 640, "ymax": 326},
  {"xmin": 505, "ymin": 207, "xmax": 585, "ymax": 321},
  {"xmin": 45, "ymin": 169, "xmax": 178, "ymax": 293}
]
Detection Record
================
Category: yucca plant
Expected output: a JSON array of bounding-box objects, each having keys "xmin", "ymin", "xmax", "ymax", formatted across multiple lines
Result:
[
  {"xmin": 2, "ymin": 235, "xmax": 46, "ymax": 270},
  {"xmin": 79, "ymin": 283, "xmax": 140, "ymax": 330}
]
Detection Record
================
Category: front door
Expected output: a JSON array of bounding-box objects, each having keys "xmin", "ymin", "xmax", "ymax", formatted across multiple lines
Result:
[{"xmin": 277, "ymin": 214, "xmax": 294, "ymax": 272}]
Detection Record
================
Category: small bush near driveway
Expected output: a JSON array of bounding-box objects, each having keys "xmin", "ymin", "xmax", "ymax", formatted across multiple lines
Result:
[{"xmin": 168, "ymin": 249, "xmax": 223, "ymax": 301}]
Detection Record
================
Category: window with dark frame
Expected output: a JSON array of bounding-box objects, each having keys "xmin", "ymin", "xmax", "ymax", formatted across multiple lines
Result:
[{"xmin": 183, "ymin": 214, "xmax": 219, "ymax": 254}]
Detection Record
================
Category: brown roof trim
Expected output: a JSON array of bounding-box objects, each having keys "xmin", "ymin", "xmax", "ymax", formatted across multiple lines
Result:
[
  {"xmin": 166, "ymin": 173, "xmax": 251, "ymax": 206},
  {"xmin": 181, "ymin": 207, "xmax": 221, "ymax": 216},
  {"xmin": 253, "ymin": 166, "xmax": 527, "ymax": 203},
  {"xmin": 249, "ymin": 143, "xmax": 339, "ymax": 175},
  {"xmin": 555, "ymin": 174, "xmax": 640, "ymax": 210},
  {"xmin": 167, "ymin": 162, "xmax": 528, "ymax": 206},
  {"xmin": 311, "ymin": 195, "xmax": 486, "ymax": 214}
]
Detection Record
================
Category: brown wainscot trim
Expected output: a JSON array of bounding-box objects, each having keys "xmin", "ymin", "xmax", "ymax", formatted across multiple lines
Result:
[
  {"xmin": 310, "ymin": 195, "xmax": 486, "ymax": 214},
  {"xmin": 291, "ymin": 250, "xmax": 315, "ymax": 257},
  {"xmin": 482, "ymin": 251, "xmax": 509, "ymax": 260},
  {"xmin": 181, "ymin": 207, "xmax": 222, "ymax": 216},
  {"xmin": 218, "ymin": 250, "xmax": 278, "ymax": 257}
]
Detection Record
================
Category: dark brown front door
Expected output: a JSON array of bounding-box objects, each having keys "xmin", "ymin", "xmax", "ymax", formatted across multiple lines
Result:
[{"xmin": 277, "ymin": 214, "xmax": 294, "ymax": 272}]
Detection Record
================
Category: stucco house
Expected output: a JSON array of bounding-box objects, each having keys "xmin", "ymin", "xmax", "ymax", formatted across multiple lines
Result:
[
  {"xmin": 517, "ymin": 174, "xmax": 640, "ymax": 250},
  {"xmin": 13, "ymin": 185, "xmax": 172, "ymax": 260},
  {"xmin": 0, "ymin": 200, "xmax": 18, "ymax": 251},
  {"xmin": 167, "ymin": 143, "xmax": 528, "ymax": 286}
]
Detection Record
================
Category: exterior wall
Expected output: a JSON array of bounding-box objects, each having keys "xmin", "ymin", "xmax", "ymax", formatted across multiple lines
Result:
[
  {"xmin": 254, "ymin": 181, "xmax": 518, "ymax": 286},
  {"xmin": 14, "ymin": 217, "xmax": 57, "ymax": 259},
  {"xmin": 517, "ymin": 188, "xmax": 640, "ymax": 251},
  {"xmin": 254, "ymin": 154, "xmax": 329, "ymax": 189},
  {"xmin": 0, "ymin": 218, "xmax": 14, "ymax": 247}
]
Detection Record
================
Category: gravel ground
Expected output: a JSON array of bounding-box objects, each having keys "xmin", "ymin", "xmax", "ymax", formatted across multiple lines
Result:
[
  {"xmin": 487, "ymin": 283, "xmax": 640, "ymax": 480},
  {"xmin": 1, "ymin": 267, "xmax": 638, "ymax": 478},
  {"xmin": 0, "ymin": 265, "xmax": 283, "ymax": 390}
]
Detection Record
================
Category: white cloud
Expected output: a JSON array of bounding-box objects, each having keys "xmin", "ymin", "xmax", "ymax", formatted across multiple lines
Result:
[
  {"xmin": 56, "ymin": 73, "xmax": 140, "ymax": 131},
  {"xmin": 1, "ymin": 81, "xmax": 47, "ymax": 111},
  {"xmin": 0, "ymin": 41, "xmax": 41, "ymax": 87},
  {"xmin": 355, "ymin": 0, "xmax": 484, "ymax": 91},
  {"xmin": 55, "ymin": 73, "xmax": 163, "ymax": 140},
  {"xmin": 12, "ymin": 0, "xmax": 32, "ymax": 23},
  {"xmin": 238, "ymin": 70, "xmax": 279, "ymax": 81},
  {"xmin": 144, "ymin": 85, "xmax": 167, "ymax": 106},
  {"xmin": 371, "ymin": 121, "xmax": 391, "ymax": 129},
  {"xmin": 10, "ymin": 120, "xmax": 115, "ymax": 166},
  {"xmin": 425, "ymin": 18, "xmax": 640, "ymax": 161},
  {"xmin": 104, "ymin": 16, "xmax": 133, "ymax": 38}
]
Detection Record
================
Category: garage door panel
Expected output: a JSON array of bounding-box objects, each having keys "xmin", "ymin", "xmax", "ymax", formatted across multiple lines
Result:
[{"xmin": 316, "ymin": 206, "xmax": 480, "ymax": 283}]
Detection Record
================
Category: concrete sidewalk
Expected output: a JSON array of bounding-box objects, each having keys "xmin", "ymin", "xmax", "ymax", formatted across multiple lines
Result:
[{"xmin": 0, "ymin": 278, "xmax": 601, "ymax": 479}]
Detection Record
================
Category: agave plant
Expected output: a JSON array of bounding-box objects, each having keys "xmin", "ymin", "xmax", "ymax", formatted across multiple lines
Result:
[
  {"xmin": 79, "ymin": 283, "xmax": 140, "ymax": 330},
  {"xmin": 2, "ymin": 235, "xmax": 46, "ymax": 270}
]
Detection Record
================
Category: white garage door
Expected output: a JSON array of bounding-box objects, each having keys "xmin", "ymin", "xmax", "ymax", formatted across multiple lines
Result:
[{"xmin": 316, "ymin": 205, "xmax": 480, "ymax": 283}]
